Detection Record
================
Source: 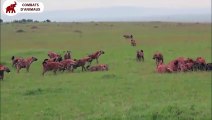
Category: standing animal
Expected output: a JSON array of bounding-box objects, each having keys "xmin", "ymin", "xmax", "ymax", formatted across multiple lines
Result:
[
  {"xmin": 153, "ymin": 52, "xmax": 164, "ymax": 66},
  {"xmin": 48, "ymin": 51, "xmax": 62, "ymax": 62},
  {"xmin": 123, "ymin": 34, "xmax": 133, "ymax": 39},
  {"xmin": 11, "ymin": 56, "xmax": 23, "ymax": 67},
  {"xmin": 73, "ymin": 57, "xmax": 92, "ymax": 71},
  {"xmin": 0, "ymin": 65, "xmax": 10, "ymax": 80},
  {"xmin": 88, "ymin": 50, "xmax": 105, "ymax": 64},
  {"xmin": 6, "ymin": 1, "xmax": 17, "ymax": 13},
  {"xmin": 42, "ymin": 60, "xmax": 64, "ymax": 75},
  {"xmin": 15, "ymin": 57, "xmax": 38, "ymax": 73},
  {"xmin": 131, "ymin": 39, "xmax": 136, "ymax": 46},
  {"xmin": 60, "ymin": 59, "xmax": 77, "ymax": 71},
  {"xmin": 136, "ymin": 50, "xmax": 144, "ymax": 62},
  {"xmin": 64, "ymin": 51, "xmax": 71, "ymax": 60}
]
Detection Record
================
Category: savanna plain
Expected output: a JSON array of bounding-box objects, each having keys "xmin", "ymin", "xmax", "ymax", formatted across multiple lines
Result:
[{"xmin": 0, "ymin": 22, "xmax": 211, "ymax": 120}]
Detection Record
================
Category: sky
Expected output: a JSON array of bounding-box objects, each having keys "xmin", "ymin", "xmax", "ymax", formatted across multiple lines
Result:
[
  {"xmin": 1, "ymin": 0, "xmax": 211, "ymax": 22},
  {"xmin": 8, "ymin": 0, "xmax": 210, "ymax": 10}
]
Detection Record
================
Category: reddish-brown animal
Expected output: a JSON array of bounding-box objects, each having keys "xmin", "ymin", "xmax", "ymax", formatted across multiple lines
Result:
[
  {"xmin": 48, "ymin": 51, "xmax": 62, "ymax": 62},
  {"xmin": 42, "ymin": 60, "xmax": 64, "ymax": 75},
  {"xmin": 11, "ymin": 56, "xmax": 23, "ymax": 67},
  {"xmin": 60, "ymin": 59, "xmax": 77, "ymax": 71},
  {"xmin": 64, "ymin": 51, "xmax": 71, "ymax": 60},
  {"xmin": 131, "ymin": 39, "xmax": 136, "ymax": 46},
  {"xmin": 88, "ymin": 50, "xmax": 105, "ymax": 64},
  {"xmin": 153, "ymin": 52, "xmax": 164, "ymax": 66},
  {"xmin": 136, "ymin": 50, "xmax": 144, "ymax": 62},
  {"xmin": 73, "ymin": 57, "xmax": 92, "ymax": 71},
  {"xmin": 0, "ymin": 65, "xmax": 10, "ymax": 80},
  {"xmin": 15, "ymin": 57, "xmax": 38, "ymax": 73}
]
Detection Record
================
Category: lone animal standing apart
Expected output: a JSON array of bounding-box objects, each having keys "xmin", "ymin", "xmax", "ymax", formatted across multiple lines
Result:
[
  {"xmin": 136, "ymin": 50, "xmax": 144, "ymax": 62},
  {"xmin": 60, "ymin": 59, "xmax": 77, "ymax": 71}
]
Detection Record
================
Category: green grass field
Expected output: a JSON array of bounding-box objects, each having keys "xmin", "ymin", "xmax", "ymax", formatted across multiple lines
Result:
[{"xmin": 0, "ymin": 22, "xmax": 211, "ymax": 120}]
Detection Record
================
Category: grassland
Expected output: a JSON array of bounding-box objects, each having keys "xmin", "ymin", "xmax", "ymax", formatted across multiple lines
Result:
[{"xmin": 0, "ymin": 22, "xmax": 211, "ymax": 120}]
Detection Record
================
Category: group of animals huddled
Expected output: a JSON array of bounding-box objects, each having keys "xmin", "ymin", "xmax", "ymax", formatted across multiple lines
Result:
[
  {"xmin": 134, "ymin": 50, "xmax": 211, "ymax": 73},
  {"xmin": 152, "ymin": 52, "xmax": 212, "ymax": 73},
  {"xmin": 0, "ymin": 50, "xmax": 108, "ymax": 80},
  {"xmin": 0, "ymin": 34, "xmax": 211, "ymax": 80}
]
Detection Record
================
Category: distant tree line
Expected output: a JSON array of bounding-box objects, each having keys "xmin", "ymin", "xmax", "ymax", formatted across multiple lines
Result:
[{"xmin": 0, "ymin": 19, "xmax": 51, "ymax": 23}]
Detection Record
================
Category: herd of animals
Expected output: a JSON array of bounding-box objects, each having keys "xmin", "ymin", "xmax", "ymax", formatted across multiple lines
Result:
[{"xmin": 0, "ymin": 34, "xmax": 211, "ymax": 80}]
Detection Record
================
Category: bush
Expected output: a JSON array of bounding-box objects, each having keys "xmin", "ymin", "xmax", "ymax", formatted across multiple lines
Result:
[{"xmin": 16, "ymin": 29, "xmax": 25, "ymax": 33}]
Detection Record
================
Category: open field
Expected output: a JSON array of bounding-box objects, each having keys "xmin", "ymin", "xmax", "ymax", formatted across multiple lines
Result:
[{"xmin": 0, "ymin": 22, "xmax": 211, "ymax": 120}]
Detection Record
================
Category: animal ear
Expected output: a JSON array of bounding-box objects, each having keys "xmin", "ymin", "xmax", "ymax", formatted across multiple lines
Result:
[{"xmin": 11, "ymin": 56, "xmax": 15, "ymax": 60}]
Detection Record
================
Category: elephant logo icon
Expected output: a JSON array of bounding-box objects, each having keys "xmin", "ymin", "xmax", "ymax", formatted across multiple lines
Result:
[{"xmin": 6, "ymin": 1, "xmax": 17, "ymax": 13}]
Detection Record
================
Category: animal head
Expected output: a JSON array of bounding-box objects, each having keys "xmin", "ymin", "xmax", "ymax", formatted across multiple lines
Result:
[
  {"xmin": 100, "ymin": 50, "xmax": 105, "ymax": 54},
  {"xmin": 11, "ymin": 56, "xmax": 15, "ymax": 60},
  {"xmin": 152, "ymin": 54, "xmax": 157, "ymax": 59},
  {"xmin": 174, "ymin": 60, "xmax": 179, "ymax": 65},
  {"xmin": 186, "ymin": 58, "xmax": 194, "ymax": 63},
  {"xmin": 5, "ymin": 67, "xmax": 10, "ymax": 73},
  {"xmin": 0, "ymin": 65, "xmax": 10, "ymax": 73},
  {"xmin": 32, "ymin": 57, "xmax": 38, "ymax": 61}
]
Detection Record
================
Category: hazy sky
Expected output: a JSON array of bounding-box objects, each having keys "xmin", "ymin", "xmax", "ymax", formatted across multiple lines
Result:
[
  {"xmin": 1, "ymin": 0, "xmax": 211, "ymax": 22},
  {"xmin": 2, "ymin": 0, "xmax": 210, "ymax": 11}
]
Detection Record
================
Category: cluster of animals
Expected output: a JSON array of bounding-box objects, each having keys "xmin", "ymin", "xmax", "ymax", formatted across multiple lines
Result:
[
  {"xmin": 123, "ymin": 34, "xmax": 136, "ymax": 46},
  {"xmin": 0, "ymin": 34, "xmax": 211, "ymax": 80},
  {"xmin": 0, "ymin": 50, "xmax": 108, "ymax": 80},
  {"xmin": 124, "ymin": 34, "xmax": 211, "ymax": 73},
  {"xmin": 152, "ymin": 52, "xmax": 212, "ymax": 73}
]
